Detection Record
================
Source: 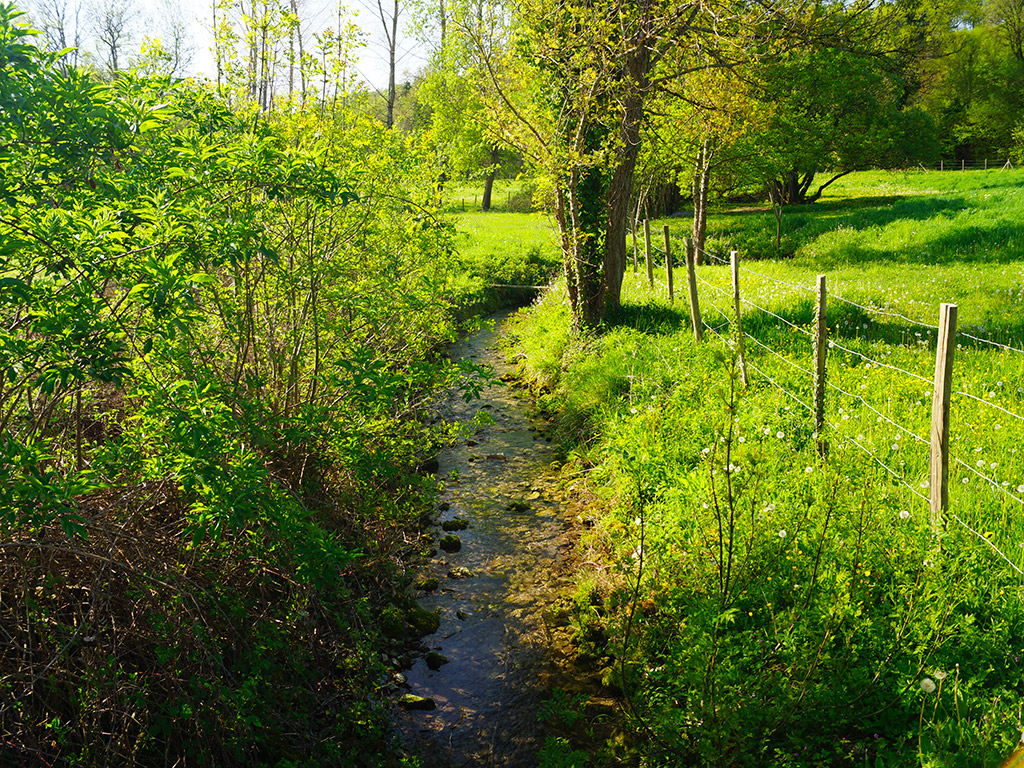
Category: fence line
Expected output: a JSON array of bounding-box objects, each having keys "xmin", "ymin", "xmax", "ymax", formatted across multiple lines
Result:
[
  {"xmin": 826, "ymin": 379, "xmax": 930, "ymax": 446},
  {"xmin": 951, "ymin": 388, "xmax": 1024, "ymax": 423},
  {"xmin": 826, "ymin": 338, "xmax": 933, "ymax": 385},
  {"xmin": 957, "ymin": 330, "xmax": 1024, "ymax": 355},
  {"xmin": 829, "ymin": 421, "xmax": 931, "ymax": 503},
  {"xmin": 691, "ymin": 239, "xmax": 1021, "ymax": 354},
  {"xmin": 632, "ymin": 229, "xmax": 1024, "ymax": 578}
]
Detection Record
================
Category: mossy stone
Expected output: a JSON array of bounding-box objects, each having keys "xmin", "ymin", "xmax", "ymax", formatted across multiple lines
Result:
[
  {"xmin": 439, "ymin": 534, "xmax": 462, "ymax": 553},
  {"xmin": 400, "ymin": 694, "xmax": 436, "ymax": 711},
  {"xmin": 407, "ymin": 606, "xmax": 440, "ymax": 636},
  {"xmin": 441, "ymin": 518, "xmax": 469, "ymax": 531},
  {"xmin": 425, "ymin": 651, "xmax": 449, "ymax": 670},
  {"xmin": 414, "ymin": 577, "xmax": 439, "ymax": 592}
]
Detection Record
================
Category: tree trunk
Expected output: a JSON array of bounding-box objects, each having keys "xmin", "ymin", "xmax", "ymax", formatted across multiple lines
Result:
[
  {"xmin": 387, "ymin": 0, "xmax": 398, "ymax": 128},
  {"xmin": 601, "ymin": 84, "xmax": 647, "ymax": 317},
  {"xmin": 481, "ymin": 146, "xmax": 499, "ymax": 211},
  {"xmin": 692, "ymin": 137, "xmax": 713, "ymax": 265},
  {"xmin": 596, "ymin": 7, "xmax": 652, "ymax": 320}
]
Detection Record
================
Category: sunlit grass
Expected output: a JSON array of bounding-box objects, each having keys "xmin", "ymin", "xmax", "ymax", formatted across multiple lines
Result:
[{"xmin": 513, "ymin": 168, "xmax": 1024, "ymax": 765}]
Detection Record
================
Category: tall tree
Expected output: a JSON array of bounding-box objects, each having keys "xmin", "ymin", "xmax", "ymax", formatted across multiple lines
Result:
[
  {"xmin": 28, "ymin": 0, "xmax": 81, "ymax": 68},
  {"xmin": 375, "ymin": 0, "xmax": 400, "ymax": 127},
  {"xmin": 92, "ymin": 0, "xmax": 137, "ymax": 73}
]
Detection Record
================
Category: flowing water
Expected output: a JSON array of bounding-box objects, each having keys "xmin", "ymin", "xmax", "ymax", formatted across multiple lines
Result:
[{"xmin": 392, "ymin": 309, "xmax": 588, "ymax": 767}]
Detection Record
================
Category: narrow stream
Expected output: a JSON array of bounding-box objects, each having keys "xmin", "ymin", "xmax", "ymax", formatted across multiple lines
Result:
[{"xmin": 393, "ymin": 309, "xmax": 584, "ymax": 767}]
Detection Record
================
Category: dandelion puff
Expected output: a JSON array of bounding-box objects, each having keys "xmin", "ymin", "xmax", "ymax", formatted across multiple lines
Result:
[
  {"xmin": 1017, "ymin": 485, "xmax": 1024, "ymax": 494},
  {"xmin": 920, "ymin": 678, "xmax": 936, "ymax": 693},
  {"xmin": 778, "ymin": 529, "xmax": 787, "ymax": 538},
  {"xmin": 991, "ymin": 462, "xmax": 999, "ymax": 470},
  {"xmin": 934, "ymin": 670, "xmax": 948, "ymax": 681},
  {"xmin": 805, "ymin": 466, "xmax": 813, "ymax": 474},
  {"xmin": 920, "ymin": 480, "xmax": 929, "ymax": 489},
  {"xmin": 977, "ymin": 459, "xmax": 986, "ymax": 468},
  {"xmin": 899, "ymin": 510, "xmax": 910, "ymax": 520},
  {"xmin": 777, "ymin": 431, "xmax": 785, "ymax": 439}
]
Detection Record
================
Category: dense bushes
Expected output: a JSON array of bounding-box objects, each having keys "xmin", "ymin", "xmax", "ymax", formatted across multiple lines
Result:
[{"xmin": 0, "ymin": 5, "xmax": 487, "ymax": 764}]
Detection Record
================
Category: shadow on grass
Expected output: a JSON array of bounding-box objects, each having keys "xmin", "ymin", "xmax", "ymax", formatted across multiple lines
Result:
[
  {"xmin": 732, "ymin": 297, "xmax": 1024, "ymax": 354},
  {"xmin": 705, "ymin": 194, "xmax": 1024, "ymax": 266},
  {"xmin": 606, "ymin": 302, "xmax": 688, "ymax": 335}
]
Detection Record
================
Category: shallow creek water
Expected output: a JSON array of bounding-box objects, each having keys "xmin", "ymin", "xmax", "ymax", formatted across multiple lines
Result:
[{"xmin": 392, "ymin": 309, "xmax": 586, "ymax": 767}]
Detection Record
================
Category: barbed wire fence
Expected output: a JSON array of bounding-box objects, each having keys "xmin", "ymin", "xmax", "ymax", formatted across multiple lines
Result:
[{"xmin": 630, "ymin": 221, "xmax": 1024, "ymax": 578}]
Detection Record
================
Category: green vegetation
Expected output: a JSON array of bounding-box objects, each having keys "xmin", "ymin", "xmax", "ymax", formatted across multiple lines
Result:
[
  {"xmin": 512, "ymin": 169, "xmax": 1024, "ymax": 766},
  {"xmin": 0, "ymin": 6, "xmax": 491, "ymax": 764}
]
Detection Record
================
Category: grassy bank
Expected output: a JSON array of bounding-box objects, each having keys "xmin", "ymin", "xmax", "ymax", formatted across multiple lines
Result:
[{"xmin": 513, "ymin": 169, "xmax": 1024, "ymax": 767}]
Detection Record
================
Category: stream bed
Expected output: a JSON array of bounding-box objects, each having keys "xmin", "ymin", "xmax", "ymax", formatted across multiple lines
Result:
[{"xmin": 392, "ymin": 309, "xmax": 597, "ymax": 767}]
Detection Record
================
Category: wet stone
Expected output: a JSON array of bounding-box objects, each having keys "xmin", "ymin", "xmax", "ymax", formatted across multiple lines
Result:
[
  {"xmin": 439, "ymin": 534, "xmax": 462, "ymax": 553},
  {"xmin": 414, "ymin": 577, "xmax": 439, "ymax": 592},
  {"xmin": 507, "ymin": 500, "xmax": 531, "ymax": 512},
  {"xmin": 448, "ymin": 567, "xmax": 474, "ymax": 579},
  {"xmin": 425, "ymin": 651, "xmax": 449, "ymax": 670},
  {"xmin": 400, "ymin": 694, "xmax": 436, "ymax": 711}
]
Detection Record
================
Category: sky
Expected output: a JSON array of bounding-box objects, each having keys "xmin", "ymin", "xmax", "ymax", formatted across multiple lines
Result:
[{"xmin": 27, "ymin": 0, "xmax": 432, "ymax": 92}]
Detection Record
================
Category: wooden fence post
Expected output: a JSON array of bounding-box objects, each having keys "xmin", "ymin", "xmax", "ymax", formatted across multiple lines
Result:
[
  {"xmin": 664, "ymin": 226, "xmax": 674, "ymax": 303},
  {"xmin": 940, "ymin": 160, "xmax": 944, "ymax": 172},
  {"xmin": 930, "ymin": 303, "xmax": 958, "ymax": 531},
  {"xmin": 731, "ymin": 251, "xmax": 748, "ymax": 386},
  {"xmin": 813, "ymin": 275, "xmax": 827, "ymax": 455},
  {"xmin": 632, "ymin": 225, "xmax": 638, "ymax": 273},
  {"xmin": 684, "ymin": 237, "xmax": 703, "ymax": 342},
  {"xmin": 644, "ymin": 219, "xmax": 653, "ymax": 288}
]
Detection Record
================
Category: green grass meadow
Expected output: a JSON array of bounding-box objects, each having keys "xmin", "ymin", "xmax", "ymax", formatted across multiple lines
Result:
[{"xmin": 503, "ymin": 169, "xmax": 1024, "ymax": 767}]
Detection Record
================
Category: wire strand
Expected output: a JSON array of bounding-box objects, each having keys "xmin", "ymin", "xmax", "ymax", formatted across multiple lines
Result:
[
  {"xmin": 947, "ymin": 511, "xmax": 1024, "ymax": 578},
  {"xmin": 953, "ymin": 458, "xmax": 1024, "ymax": 505},
  {"xmin": 827, "ymin": 422, "xmax": 930, "ymax": 503},
  {"xmin": 951, "ymin": 388, "xmax": 1024, "ymax": 423},
  {"xmin": 827, "ymin": 338, "xmax": 933, "ymax": 385},
  {"xmin": 745, "ymin": 332, "xmax": 815, "ymax": 377},
  {"xmin": 828, "ymin": 293, "xmax": 940, "ymax": 331},
  {"xmin": 957, "ymin": 330, "xmax": 1024, "ymax": 355},
  {"xmin": 825, "ymin": 380, "xmax": 930, "ymax": 446},
  {"xmin": 747, "ymin": 358, "xmax": 815, "ymax": 413}
]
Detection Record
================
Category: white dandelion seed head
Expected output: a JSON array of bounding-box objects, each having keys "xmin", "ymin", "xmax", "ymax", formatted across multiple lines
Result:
[
  {"xmin": 934, "ymin": 670, "xmax": 948, "ymax": 681},
  {"xmin": 899, "ymin": 510, "xmax": 911, "ymax": 520},
  {"xmin": 776, "ymin": 431, "xmax": 785, "ymax": 439},
  {"xmin": 920, "ymin": 678, "xmax": 936, "ymax": 693},
  {"xmin": 778, "ymin": 529, "xmax": 787, "ymax": 538},
  {"xmin": 805, "ymin": 466, "xmax": 814, "ymax": 474}
]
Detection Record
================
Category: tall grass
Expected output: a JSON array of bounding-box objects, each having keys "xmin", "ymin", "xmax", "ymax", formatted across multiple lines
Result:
[{"xmin": 517, "ymin": 169, "xmax": 1024, "ymax": 767}]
